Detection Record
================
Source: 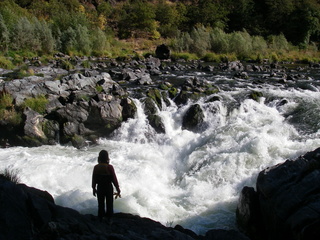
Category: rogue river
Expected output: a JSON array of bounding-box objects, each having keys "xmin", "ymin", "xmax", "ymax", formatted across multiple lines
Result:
[{"xmin": 1, "ymin": 63, "xmax": 320, "ymax": 235}]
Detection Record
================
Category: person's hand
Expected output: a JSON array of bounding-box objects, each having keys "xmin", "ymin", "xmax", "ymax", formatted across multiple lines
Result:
[
  {"xmin": 114, "ymin": 191, "xmax": 121, "ymax": 199},
  {"xmin": 93, "ymin": 188, "xmax": 97, "ymax": 197}
]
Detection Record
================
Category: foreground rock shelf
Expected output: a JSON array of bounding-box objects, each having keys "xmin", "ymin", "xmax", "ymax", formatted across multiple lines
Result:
[{"xmin": 0, "ymin": 176, "xmax": 249, "ymax": 240}]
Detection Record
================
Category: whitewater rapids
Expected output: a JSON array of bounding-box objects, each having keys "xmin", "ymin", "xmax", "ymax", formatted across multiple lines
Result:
[{"xmin": 1, "ymin": 75, "xmax": 320, "ymax": 235}]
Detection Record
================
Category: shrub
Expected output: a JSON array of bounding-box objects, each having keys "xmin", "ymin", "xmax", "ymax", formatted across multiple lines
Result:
[
  {"xmin": 0, "ymin": 92, "xmax": 13, "ymax": 109},
  {"xmin": 0, "ymin": 14, "xmax": 9, "ymax": 52},
  {"xmin": 96, "ymin": 85, "xmax": 104, "ymax": 93},
  {"xmin": 172, "ymin": 52, "xmax": 199, "ymax": 61},
  {"xmin": 11, "ymin": 17, "xmax": 41, "ymax": 52},
  {"xmin": 268, "ymin": 34, "xmax": 290, "ymax": 51},
  {"xmin": 23, "ymin": 95, "xmax": 48, "ymax": 114},
  {"xmin": 229, "ymin": 30, "xmax": 252, "ymax": 58},
  {"xmin": 0, "ymin": 168, "xmax": 20, "ymax": 183},
  {"xmin": 210, "ymin": 27, "xmax": 229, "ymax": 53},
  {"xmin": 202, "ymin": 52, "xmax": 220, "ymax": 62},
  {"xmin": 0, "ymin": 56, "xmax": 14, "ymax": 69}
]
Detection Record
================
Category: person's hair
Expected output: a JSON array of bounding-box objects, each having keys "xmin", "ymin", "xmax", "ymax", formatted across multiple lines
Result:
[{"xmin": 98, "ymin": 150, "xmax": 110, "ymax": 163}]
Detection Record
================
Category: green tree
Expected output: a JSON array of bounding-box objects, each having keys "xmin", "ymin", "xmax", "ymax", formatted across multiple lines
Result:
[
  {"xmin": 155, "ymin": 0, "xmax": 181, "ymax": 38},
  {"xmin": 118, "ymin": 0, "xmax": 158, "ymax": 38},
  {"xmin": 91, "ymin": 28, "xmax": 108, "ymax": 55},
  {"xmin": 0, "ymin": 14, "xmax": 9, "ymax": 52},
  {"xmin": 11, "ymin": 17, "xmax": 40, "ymax": 52},
  {"xmin": 185, "ymin": 0, "xmax": 230, "ymax": 30},
  {"xmin": 74, "ymin": 25, "xmax": 91, "ymax": 55},
  {"xmin": 284, "ymin": 2, "xmax": 320, "ymax": 46},
  {"xmin": 60, "ymin": 27, "xmax": 77, "ymax": 54},
  {"xmin": 34, "ymin": 18, "xmax": 55, "ymax": 54},
  {"xmin": 210, "ymin": 28, "xmax": 229, "ymax": 53}
]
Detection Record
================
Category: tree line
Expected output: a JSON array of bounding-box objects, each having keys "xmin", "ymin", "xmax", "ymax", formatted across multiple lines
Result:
[{"xmin": 0, "ymin": 0, "xmax": 320, "ymax": 58}]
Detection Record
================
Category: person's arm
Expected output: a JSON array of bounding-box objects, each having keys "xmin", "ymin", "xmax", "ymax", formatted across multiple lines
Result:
[
  {"xmin": 109, "ymin": 165, "xmax": 121, "ymax": 194},
  {"xmin": 92, "ymin": 166, "xmax": 97, "ymax": 197}
]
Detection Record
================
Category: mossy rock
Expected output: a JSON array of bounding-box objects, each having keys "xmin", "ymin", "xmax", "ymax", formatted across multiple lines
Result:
[
  {"xmin": 71, "ymin": 134, "xmax": 87, "ymax": 149},
  {"xmin": 143, "ymin": 97, "xmax": 158, "ymax": 115},
  {"xmin": 21, "ymin": 135, "xmax": 47, "ymax": 147},
  {"xmin": 147, "ymin": 114, "xmax": 165, "ymax": 134},
  {"xmin": 121, "ymin": 98, "xmax": 137, "ymax": 121},
  {"xmin": 250, "ymin": 91, "xmax": 263, "ymax": 101},
  {"xmin": 174, "ymin": 91, "xmax": 201, "ymax": 105},
  {"xmin": 182, "ymin": 104, "xmax": 205, "ymax": 132},
  {"xmin": 168, "ymin": 87, "xmax": 178, "ymax": 99},
  {"xmin": 146, "ymin": 88, "xmax": 162, "ymax": 109}
]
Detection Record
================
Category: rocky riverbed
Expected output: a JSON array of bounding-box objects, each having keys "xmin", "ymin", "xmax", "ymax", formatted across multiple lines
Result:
[
  {"xmin": 1, "ymin": 52, "xmax": 320, "ymax": 149},
  {"xmin": 1, "ymin": 51, "xmax": 320, "ymax": 240}
]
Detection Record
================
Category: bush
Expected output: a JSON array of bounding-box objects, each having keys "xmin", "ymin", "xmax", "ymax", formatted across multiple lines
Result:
[
  {"xmin": 210, "ymin": 27, "xmax": 229, "ymax": 53},
  {"xmin": 170, "ymin": 52, "xmax": 198, "ymax": 61},
  {"xmin": 0, "ymin": 92, "xmax": 13, "ymax": 109},
  {"xmin": 11, "ymin": 17, "xmax": 41, "ymax": 52},
  {"xmin": 0, "ymin": 14, "xmax": 9, "ymax": 52},
  {"xmin": 0, "ymin": 168, "xmax": 20, "ymax": 183},
  {"xmin": 23, "ymin": 95, "xmax": 48, "ymax": 114},
  {"xmin": 0, "ymin": 55, "xmax": 14, "ymax": 69},
  {"xmin": 0, "ymin": 91, "xmax": 22, "ymax": 125}
]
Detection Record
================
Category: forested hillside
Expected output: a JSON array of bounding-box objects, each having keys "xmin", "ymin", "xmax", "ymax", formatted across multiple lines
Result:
[{"xmin": 1, "ymin": 0, "xmax": 320, "ymax": 62}]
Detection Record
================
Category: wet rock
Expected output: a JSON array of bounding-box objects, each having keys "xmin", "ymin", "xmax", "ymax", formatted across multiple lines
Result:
[
  {"xmin": 182, "ymin": 104, "xmax": 204, "ymax": 131},
  {"xmin": 234, "ymin": 72, "xmax": 249, "ymax": 79},
  {"xmin": 236, "ymin": 187, "xmax": 263, "ymax": 240},
  {"xmin": 121, "ymin": 98, "xmax": 137, "ymax": 121},
  {"xmin": 143, "ymin": 97, "xmax": 165, "ymax": 134}
]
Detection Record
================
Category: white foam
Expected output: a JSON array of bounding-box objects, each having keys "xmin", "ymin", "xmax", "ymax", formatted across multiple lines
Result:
[{"xmin": 1, "ymin": 87, "xmax": 320, "ymax": 235}]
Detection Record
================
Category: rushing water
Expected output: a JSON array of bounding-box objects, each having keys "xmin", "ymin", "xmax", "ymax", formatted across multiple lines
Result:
[{"xmin": 1, "ymin": 68, "xmax": 320, "ymax": 235}]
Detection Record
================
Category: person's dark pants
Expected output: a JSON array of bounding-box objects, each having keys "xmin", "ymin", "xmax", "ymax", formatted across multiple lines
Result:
[{"xmin": 97, "ymin": 185, "xmax": 113, "ymax": 221}]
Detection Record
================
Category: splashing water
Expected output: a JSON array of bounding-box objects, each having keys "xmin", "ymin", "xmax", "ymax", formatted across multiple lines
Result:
[{"xmin": 1, "ymin": 80, "xmax": 320, "ymax": 235}]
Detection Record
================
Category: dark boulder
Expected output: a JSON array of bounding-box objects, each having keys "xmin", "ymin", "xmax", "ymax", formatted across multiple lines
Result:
[
  {"xmin": 237, "ymin": 147, "xmax": 320, "ymax": 240},
  {"xmin": 204, "ymin": 229, "xmax": 251, "ymax": 240},
  {"xmin": 236, "ymin": 186, "xmax": 264, "ymax": 240},
  {"xmin": 155, "ymin": 44, "xmax": 171, "ymax": 60},
  {"xmin": 143, "ymin": 97, "xmax": 165, "ymax": 134},
  {"xmin": 182, "ymin": 104, "xmax": 204, "ymax": 131},
  {"xmin": 121, "ymin": 98, "xmax": 137, "ymax": 121}
]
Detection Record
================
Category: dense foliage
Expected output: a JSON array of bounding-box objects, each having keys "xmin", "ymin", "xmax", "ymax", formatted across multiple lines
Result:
[{"xmin": 0, "ymin": 0, "xmax": 320, "ymax": 59}]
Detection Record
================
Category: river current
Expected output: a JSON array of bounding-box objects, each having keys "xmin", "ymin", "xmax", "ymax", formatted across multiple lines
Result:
[{"xmin": 1, "ymin": 66, "xmax": 320, "ymax": 235}]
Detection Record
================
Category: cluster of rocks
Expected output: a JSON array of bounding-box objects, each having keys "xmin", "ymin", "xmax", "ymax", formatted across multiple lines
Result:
[
  {"xmin": 237, "ymin": 147, "xmax": 320, "ymax": 240},
  {"xmin": 1, "ymin": 44, "xmax": 319, "ymax": 148},
  {"xmin": 0, "ymin": 176, "xmax": 249, "ymax": 240},
  {"xmin": 0, "ymin": 47, "xmax": 221, "ymax": 148}
]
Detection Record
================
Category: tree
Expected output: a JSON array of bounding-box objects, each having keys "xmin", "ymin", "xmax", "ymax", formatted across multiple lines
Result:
[
  {"xmin": 34, "ymin": 18, "xmax": 55, "ymax": 54},
  {"xmin": 0, "ymin": 14, "xmax": 9, "ymax": 52},
  {"xmin": 155, "ymin": 0, "xmax": 181, "ymax": 37},
  {"xmin": 284, "ymin": 2, "xmax": 320, "ymax": 46},
  {"xmin": 11, "ymin": 17, "xmax": 41, "ymax": 52},
  {"xmin": 185, "ymin": 0, "xmax": 230, "ymax": 30},
  {"xmin": 118, "ymin": 0, "xmax": 157, "ymax": 38}
]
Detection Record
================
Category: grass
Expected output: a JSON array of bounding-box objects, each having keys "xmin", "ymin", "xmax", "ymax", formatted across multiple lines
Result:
[{"xmin": 22, "ymin": 95, "xmax": 48, "ymax": 114}]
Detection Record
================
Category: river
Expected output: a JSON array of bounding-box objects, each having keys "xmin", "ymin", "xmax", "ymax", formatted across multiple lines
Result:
[{"xmin": 1, "ymin": 65, "xmax": 320, "ymax": 235}]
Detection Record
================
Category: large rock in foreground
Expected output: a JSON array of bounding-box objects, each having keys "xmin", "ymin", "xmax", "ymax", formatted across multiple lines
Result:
[
  {"xmin": 237, "ymin": 147, "xmax": 320, "ymax": 240},
  {"xmin": 0, "ymin": 176, "xmax": 249, "ymax": 240}
]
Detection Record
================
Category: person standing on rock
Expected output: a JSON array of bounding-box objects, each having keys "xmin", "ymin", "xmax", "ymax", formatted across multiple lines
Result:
[{"xmin": 92, "ymin": 150, "xmax": 121, "ymax": 222}]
